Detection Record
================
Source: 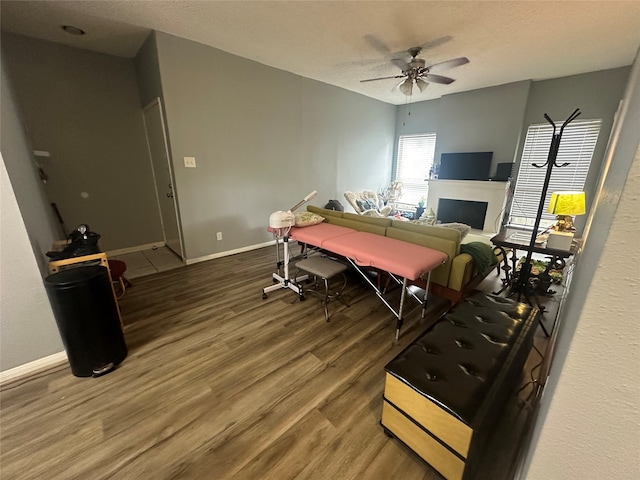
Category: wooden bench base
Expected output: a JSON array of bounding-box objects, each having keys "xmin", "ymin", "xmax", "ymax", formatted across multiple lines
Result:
[{"xmin": 382, "ymin": 291, "xmax": 539, "ymax": 479}]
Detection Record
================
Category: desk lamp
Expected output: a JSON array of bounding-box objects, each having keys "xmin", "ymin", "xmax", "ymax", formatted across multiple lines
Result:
[{"xmin": 546, "ymin": 191, "xmax": 585, "ymax": 250}]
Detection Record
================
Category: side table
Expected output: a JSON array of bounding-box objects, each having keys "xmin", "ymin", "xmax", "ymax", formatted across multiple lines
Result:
[{"xmin": 490, "ymin": 228, "xmax": 580, "ymax": 335}]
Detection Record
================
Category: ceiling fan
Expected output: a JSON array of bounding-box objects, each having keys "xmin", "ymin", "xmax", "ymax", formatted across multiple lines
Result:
[{"xmin": 361, "ymin": 46, "xmax": 469, "ymax": 96}]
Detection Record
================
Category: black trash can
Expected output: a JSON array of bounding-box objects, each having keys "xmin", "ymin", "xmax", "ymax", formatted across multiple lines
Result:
[{"xmin": 44, "ymin": 265, "xmax": 127, "ymax": 377}]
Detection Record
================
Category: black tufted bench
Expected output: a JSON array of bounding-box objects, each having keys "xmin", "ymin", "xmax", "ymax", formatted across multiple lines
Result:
[{"xmin": 381, "ymin": 291, "xmax": 539, "ymax": 480}]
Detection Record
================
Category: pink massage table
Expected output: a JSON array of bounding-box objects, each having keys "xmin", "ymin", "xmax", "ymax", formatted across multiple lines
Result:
[{"xmin": 289, "ymin": 223, "xmax": 448, "ymax": 339}]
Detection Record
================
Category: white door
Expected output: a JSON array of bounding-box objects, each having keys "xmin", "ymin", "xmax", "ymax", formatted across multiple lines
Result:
[{"xmin": 143, "ymin": 98, "xmax": 184, "ymax": 259}]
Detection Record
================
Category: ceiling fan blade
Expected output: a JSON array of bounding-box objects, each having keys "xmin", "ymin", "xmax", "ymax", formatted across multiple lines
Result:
[
  {"xmin": 360, "ymin": 75, "xmax": 406, "ymax": 83},
  {"xmin": 419, "ymin": 35, "xmax": 453, "ymax": 51},
  {"xmin": 390, "ymin": 58, "xmax": 410, "ymax": 71},
  {"xmin": 428, "ymin": 57, "xmax": 470, "ymax": 73},
  {"xmin": 363, "ymin": 34, "xmax": 391, "ymax": 55},
  {"xmin": 424, "ymin": 74, "xmax": 455, "ymax": 85}
]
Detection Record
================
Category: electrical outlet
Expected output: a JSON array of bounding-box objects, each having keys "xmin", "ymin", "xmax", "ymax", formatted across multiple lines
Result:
[
  {"xmin": 216, "ymin": 232, "xmax": 222, "ymax": 241},
  {"xmin": 184, "ymin": 156, "xmax": 196, "ymax": 168}
]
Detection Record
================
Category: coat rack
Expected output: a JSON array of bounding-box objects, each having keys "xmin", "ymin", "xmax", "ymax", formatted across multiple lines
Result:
[{"xmin": 513, "ymin": 108, "xmax": 582, "ymax": 313}]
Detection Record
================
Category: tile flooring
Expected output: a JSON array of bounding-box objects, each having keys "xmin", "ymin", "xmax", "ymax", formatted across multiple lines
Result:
[{"xmin": 109, "ymin": 247, "xmax": 184, "ymax": 280}]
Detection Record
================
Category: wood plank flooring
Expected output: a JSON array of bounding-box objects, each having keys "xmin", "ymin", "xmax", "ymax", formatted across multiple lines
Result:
[{"xmin": 0, "ymin": 246, "xmax": 550, "ymax": 480}]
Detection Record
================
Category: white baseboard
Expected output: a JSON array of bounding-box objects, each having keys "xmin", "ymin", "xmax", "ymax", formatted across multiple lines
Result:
[
  {"xmin": 0, "ymin": 351, "xmax": 68, "ymax": 386},
  {"xmin": 106, "ymin": 241, "xmax": 166, "ymax": 257},
  {"xmin": 186, "ymin": 240, "xmax": 276, "ymax": 265}
]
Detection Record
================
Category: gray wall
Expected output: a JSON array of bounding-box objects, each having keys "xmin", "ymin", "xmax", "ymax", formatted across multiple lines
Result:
[
  {"xmin": 395, "ymin": 98, "xmax": 441, "ymax": 137},
  {"xmin": 395, "ymin": 81, "xmax": 530, "ymax": 177},
  {"xmin": 1, "ymin": 33, "xmax": 163, "ymax": 251},
  {"xmin": 437, "ymin": 81, "xmax": 530, "ymax": 168},
  {"xmin": 135, "ymin": 32, "xmax": 164, "ymax": 108},
  {"xmin": 0, "ymin": 56, "xmax": 60, "ymax": 274},
  {"xmin": 152, "ymin": 32, "xmax": 395, "ymax": 259},
  {"xmin": 1, "ymin": 58, "xmax": 63, "ymax": 371}
]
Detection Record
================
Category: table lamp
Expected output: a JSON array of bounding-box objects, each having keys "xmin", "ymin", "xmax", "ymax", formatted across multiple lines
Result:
[{"xmin": 546, "ymin": 191, "xmax": 585, "ymax": 250}]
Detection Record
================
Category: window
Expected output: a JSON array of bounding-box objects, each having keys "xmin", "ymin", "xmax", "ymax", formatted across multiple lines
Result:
[
  {"xmin": 395, "ymin": 133, "xmax": 436, "ymax": 205},
  {"xmin": 508, "ymin": 119, "xmax": 601, "ymax": 229}
]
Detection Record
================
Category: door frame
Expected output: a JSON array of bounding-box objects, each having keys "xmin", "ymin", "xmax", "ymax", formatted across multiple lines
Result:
[{"xmin": 142, "ymin": 97, "xmax": 185, "ymax": 260}]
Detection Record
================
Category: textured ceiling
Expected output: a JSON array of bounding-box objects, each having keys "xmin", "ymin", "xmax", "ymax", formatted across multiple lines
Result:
[{"xmin": 2, "ymin": 1, "xmax": 639, "ymax": 105}]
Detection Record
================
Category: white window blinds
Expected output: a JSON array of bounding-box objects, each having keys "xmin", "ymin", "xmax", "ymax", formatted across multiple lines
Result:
[
  {"xmin": 395, "ymin": 133, "xmax": 436, "ymax": 205},
  {"xmin": 509, "ymin": 119, "xmax": 601, "ymax": 228}
]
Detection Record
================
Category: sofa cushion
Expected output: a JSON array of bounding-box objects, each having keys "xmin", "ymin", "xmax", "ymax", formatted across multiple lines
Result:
[
  {"xmin": 439, "ymin": 222, "xmax": 471, "ymax": 240},
  {"xmin": 391, "ymin": 220, "xmax": 462, "ymax": 249},
  {"xmin": 343, "ymin": 212, "xmax": 392, "ymax": 228},
  {"xmin": 307, "ymin": 205, "xmax": 343, "ymax": 219},
  {"xmin": 329, "ymin": 216, "xmax": 388, "ymax": 235}
]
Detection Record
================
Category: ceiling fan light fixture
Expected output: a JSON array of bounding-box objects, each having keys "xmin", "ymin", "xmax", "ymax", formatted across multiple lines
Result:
[
  {"xmin": 399, "ymin": 78, "xmax": 413, "ymax": 96},
  {"xmin": 359, "ymin": 41, "xmax": 469, "ymax": 97},
  {"xmin": 416, "ymin": 78, "xmax": 429, "ymax": 92}
]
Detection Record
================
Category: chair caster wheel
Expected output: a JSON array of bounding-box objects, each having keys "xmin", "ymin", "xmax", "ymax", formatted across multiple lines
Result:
[
  {"xmin": 272, "ymin": 278, "xmax": 278, "ymax": 283},
  {"xmin": 299, "ymin": 295, "xmax": 306, "ymax": 301},
  {"xmin": 262, "ymin": 293, "xmax": 268, "ymax": 299}
]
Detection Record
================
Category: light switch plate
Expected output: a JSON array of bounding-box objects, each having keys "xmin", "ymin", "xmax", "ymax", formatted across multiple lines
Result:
[{"xmin": 184, "ymin": 156, "xmax": 196, "ymax": 168}]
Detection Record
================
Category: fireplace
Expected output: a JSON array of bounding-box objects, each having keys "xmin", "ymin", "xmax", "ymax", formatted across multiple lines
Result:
[
  {"xmin": 438, "ymin": 199, "xmax": 488, "ymax": 230},
  {"xmin": 426, "ymin": 179, "xmax": 508, "ymax": 232}
]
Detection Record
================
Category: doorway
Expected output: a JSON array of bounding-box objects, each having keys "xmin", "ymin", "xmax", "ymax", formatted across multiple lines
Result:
[{"xmin": 142, "ymin": 98, "xmax": 185, "ymax": 260}]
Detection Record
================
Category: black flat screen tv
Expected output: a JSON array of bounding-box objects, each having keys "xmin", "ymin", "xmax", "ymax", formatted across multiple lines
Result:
[{"xmin": 439, "ymin": 152, "xmax": 493, "ymax": 181}]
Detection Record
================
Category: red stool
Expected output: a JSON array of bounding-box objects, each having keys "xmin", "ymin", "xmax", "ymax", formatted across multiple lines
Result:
[{"xmin": 108, "ymin": 260, "xmax": 132, "ymax": 298}]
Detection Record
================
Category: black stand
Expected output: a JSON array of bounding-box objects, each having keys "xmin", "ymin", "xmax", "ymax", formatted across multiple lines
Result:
[{"xmin": 511, "ymin": 108, "xmax": 581, "ymax": 335}]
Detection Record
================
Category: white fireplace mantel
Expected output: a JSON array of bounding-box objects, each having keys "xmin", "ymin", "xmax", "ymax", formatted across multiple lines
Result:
[{"xmin": 426, "ymin": 179, "xmax": 508, "ymax": 232}]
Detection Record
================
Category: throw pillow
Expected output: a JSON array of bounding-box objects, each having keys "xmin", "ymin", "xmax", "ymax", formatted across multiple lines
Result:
[
  {"xmin": 356, "ymin": 199, "xmax": 368, "ymax": 212},
  {"xmin": 438, "ymin": 222, "xmax": 471, "ymax": 240},
  {"xmin": 294, "ymin": 212, "xmax": 324, "ymax": 227},
  {"xmin": 365, "ymin": 199, "xmax": 378, "ymax": 211}
]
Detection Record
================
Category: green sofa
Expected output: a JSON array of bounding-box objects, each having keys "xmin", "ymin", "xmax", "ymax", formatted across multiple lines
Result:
[{"xmin": 306, "ymin": 205, "xmax": 499, "ymax": 304}]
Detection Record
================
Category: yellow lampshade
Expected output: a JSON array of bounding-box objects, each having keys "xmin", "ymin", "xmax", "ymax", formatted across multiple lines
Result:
[{"xmin": 548, "ymin": 191, "xmax": 586, "ymax": 216}]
